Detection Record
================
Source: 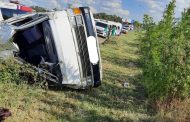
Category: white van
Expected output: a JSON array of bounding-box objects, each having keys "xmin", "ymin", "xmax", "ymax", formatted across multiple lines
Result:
[{"xmin": 0, "ymin": 7, "xmax": 102, "ymax": 89}]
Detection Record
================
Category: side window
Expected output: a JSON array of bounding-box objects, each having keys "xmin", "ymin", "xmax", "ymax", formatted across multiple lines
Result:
[
  {"xmin": 80, "ymin": 7, "xmax": 95, "ymax": 37},
  {"xmin": 42, "ymin": 21, "xmax": 57, "ymax": 63},
  {"xmin": 1, "ymin": 8, "xmax": 14, "ymax": 20}
]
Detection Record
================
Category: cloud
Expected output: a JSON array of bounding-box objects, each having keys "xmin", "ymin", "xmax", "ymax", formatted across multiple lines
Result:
[
  {"xmin": 139, "ymin": 0, "xmax": 190, "ymax": 21},
  {"xmin": 11, "ymin": 0, "xmax": 129, "ymax": 18},
  {"xmin": 138, "ymin": 0, "xmax": 163, "ymax": 13},
  {"xmin": 67, "ymin": 0, "xmax": 129, "ymax": 17},
  {"xmin": 138, "ymin": 0, "xmax": 165, "ymax": 21},
  {"xmin": 175, "ymin": 0, "xmax": 190, "ymax": 13},
  {"xmin": 8, "ymin": 0, "xmax": 60, "ymax": 9},
  {"xmin": 90, "ymin": 0, "xmax": 129, "ymax": 17}
]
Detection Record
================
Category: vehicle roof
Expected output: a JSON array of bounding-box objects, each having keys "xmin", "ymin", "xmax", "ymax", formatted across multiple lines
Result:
[
  {"xmin": 108, "ymin": 21, "xmax": 122, "ymax": 26},
  {"xmin": 96, "ymin": 21, "xmax": 110, "ymax": 25},
  {"xmin": 3, "ymin": 10, "xmax": 69, "ymax": 22},
  {"xmin": 0, "ymin": 2, "xmax": 33, "ymax": 12}
]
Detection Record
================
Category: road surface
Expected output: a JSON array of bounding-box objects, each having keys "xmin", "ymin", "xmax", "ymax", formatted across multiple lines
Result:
[{"xmin": 98, "ymin": 37, "xmax": 106, "ymax": 44}]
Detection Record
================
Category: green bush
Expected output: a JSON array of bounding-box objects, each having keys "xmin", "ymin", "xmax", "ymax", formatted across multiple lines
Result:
[
  {"xmin": 0, "ymin": 59, "xmax": 22, "ymax": 83},
  {"xmin": 0, "ymin": 59, "xmax": 39, "ymax": 85},
  {"xmin": 140, "ymin": 0, "xmax": 190, "ymax": 101}
]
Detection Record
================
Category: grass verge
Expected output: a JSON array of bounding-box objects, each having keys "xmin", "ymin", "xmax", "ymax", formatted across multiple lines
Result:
[{"xmin": 0, "ymin": 32, "xmax": 154, "ymax": 122}]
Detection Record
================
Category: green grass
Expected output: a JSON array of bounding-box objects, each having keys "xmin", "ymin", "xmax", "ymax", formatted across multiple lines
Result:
[
  {"xmin": 0, "ymin": 41, "xmax": 15, "ymax": 51},
  {"xmin": 0, "ymin": 32, "xmax": 154, "ymax": 122}
]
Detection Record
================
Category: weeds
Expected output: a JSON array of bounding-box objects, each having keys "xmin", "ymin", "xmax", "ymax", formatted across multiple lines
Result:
[
  {"xmin": 0, "ymin": 58, "xmax": 45, "ymax": 87},
  {"xmin": 154, "ymin": 99, "xmax": 190, "ymax": 122}
]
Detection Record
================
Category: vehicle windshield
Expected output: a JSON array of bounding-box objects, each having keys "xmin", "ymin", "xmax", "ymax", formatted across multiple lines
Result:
[
  {"xmin": 1, "ymin": 8, "xmax": 28, "ymax": 20},
  {"xmin": 96, "ymin": 22, "xmax": 108, "ymax": 28},
  {"xmin": 123, "ymin": 26, "xmax": 129, "ymax": 29}
]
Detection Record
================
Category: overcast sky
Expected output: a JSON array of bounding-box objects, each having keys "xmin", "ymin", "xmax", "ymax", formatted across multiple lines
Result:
[{"xmin": 4, "ymin": 0, "xmax": 190, "ymax": 22}]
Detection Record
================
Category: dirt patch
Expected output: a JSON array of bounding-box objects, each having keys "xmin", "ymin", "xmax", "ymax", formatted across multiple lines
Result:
[{"xmin": 98, "ymin": 37, "xmax": 106, "ymax": 44}]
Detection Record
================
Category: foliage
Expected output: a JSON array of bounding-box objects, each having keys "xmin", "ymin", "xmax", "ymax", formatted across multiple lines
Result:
[
  {"xmin": 154, "ymin": 98, "xmax": 190, "ymax": 122},
  {"xmin": 134, "ymin": 20, "xmax": 142, "ymax": 30},
  {"xmin": 0, "ymin": 59, "xmax": 22, "ymax": 84},
  {"xmin": 140, "ymin": 0, "xmax": 190, "ymax": 101},
  {"xmin": 0, "ymin": 33, "xmax": 154, "ymax": 121},
  {"xmin": 31, "ymin": 6, "xmax": 49, "ymax": 12},
  {"xmin": 0, "ymin": 58, "xmax": 42, "ymax": 86},
  {"xmin": 94, "ymin": 13, "xmax": 122, "ymax": 23}
]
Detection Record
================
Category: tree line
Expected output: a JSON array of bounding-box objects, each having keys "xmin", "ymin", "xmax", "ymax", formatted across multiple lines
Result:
[{"xmin": 93, "ymin": 13, "xmax": 123, "ymax": 23}]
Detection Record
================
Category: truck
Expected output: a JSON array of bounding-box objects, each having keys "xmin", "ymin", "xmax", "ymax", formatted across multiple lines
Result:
[
  {"xmin": 0, "ymin": 1, "xmax": 33, "ymax": 21},
  {"xmin": 0, "ymin": 7, "xmax": 102, "ymax": 89}
]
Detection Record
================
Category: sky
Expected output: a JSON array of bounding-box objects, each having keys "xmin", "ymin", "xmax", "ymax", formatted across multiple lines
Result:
[{"xmin": 4, "ymin": 0, "xmax": 190, "ymax": 22}]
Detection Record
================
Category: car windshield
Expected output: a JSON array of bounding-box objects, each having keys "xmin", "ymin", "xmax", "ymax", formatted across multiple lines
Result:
[
  {"xmin": 96, "ymin": 22, "xmax": 108, "ymax": 28},
  {"xmin": 1, "ymin": 8, "xmax": 28, "ymax": 20}
]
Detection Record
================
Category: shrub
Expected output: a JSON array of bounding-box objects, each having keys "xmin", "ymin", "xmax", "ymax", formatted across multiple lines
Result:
[
  {"xmin": 140, "ymin": 0, "xmax": 190, "ymax": 101},
  {"xmin": 0, "ymin": 58, "xmax": 39, "ymax": 85}
]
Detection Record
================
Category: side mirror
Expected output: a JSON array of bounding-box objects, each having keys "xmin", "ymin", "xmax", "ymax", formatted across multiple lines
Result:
[
  {"xmin": 86, "ymin": 36, "xmax": 99, "ymax": 64},
  {"xmin": 0, "ymin": 24, "xmax": 15, "ymax": 44}
]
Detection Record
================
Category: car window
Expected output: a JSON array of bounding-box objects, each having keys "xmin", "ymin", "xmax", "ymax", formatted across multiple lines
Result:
[{"xmin": 96, "ymin": 22, "xmax": 108, "ymax": 28}]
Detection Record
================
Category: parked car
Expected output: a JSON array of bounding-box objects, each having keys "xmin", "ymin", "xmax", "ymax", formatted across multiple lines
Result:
[{"xmin": 0, "ymin": 7, "xmax": 102, "ymax": 89}]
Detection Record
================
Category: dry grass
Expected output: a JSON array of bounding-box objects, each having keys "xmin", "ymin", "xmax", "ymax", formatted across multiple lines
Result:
[
  {"xmin": 153, "ymin": 99, "xmax": 190, "ymax": 122},
  {"xmin": 0, "ymin": 32, "xmax": 154, "ymax": 122}
]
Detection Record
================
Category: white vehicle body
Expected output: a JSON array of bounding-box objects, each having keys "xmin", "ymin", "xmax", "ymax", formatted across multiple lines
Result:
[
  {"xmin": 0, "ymin": 2, "xmax": 32, "ymax": 22},
  {"xmin": 129, "ymin": 25, "xmax": 134, "ymax": 30},
  {"xmin": 0, "ymin": 7, "xmax": 102, "ymax": 89},
  {"xmin": 108, "ymin": 21, "xmax": 122, "ymax": 36},
  {"xmin": 95, "ymin": 20, "xmax": 110, "ymax": 38},
  {"xmin": 122, "ymin": 25, "xmax": 129, "ymax": 34},
  {"xmin": 94, "ymin": 19, "xmax": 100, "ymax": 23}
]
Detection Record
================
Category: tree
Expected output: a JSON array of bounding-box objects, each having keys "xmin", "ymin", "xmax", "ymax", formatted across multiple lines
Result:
[
  {"xmin": 31, "ymin": 6, "xmax": 49, "ymax": 12},
  {"xmin": 139, "ymin": 0, "xmax": 190, "ymax": 101},
  {"xmin": 93, "ymin": 13, "xmax": 122, "ymax": 23}
]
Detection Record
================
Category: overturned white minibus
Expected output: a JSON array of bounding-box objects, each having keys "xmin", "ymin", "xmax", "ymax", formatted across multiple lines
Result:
[{"xmin": 0, "ymin": 7, "xmax": 102, "ymax": 89}]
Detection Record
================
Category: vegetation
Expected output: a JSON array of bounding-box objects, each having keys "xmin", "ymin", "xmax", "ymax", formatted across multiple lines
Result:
[
  {"xmin": 1, "ymin": 31, "xmax": 190, "ymax": 121},
  {"xmin": 1, "ymin": 0, "xmax": 190, "ymax": 120},
  {"xmin": 94, "ymin": 13, "xmax": 122, "ymax": 23},
  {"xmin": 140, "ymin": 0, "xmax": 190, "ymax": 120},
  {"xmin": 31, "ymin": 6, "xmax": 49, "ymax": 12},
  {"xmin": 0, "ymin": 33, "xmax": 156, "ymax": 121},
  {"xmin": 140, "ymin": 0, "xmax": 190, "ymax": 101},
  {"xmin": 133, "ymin": 21, "xmax": 142, "ymax": 31}
]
